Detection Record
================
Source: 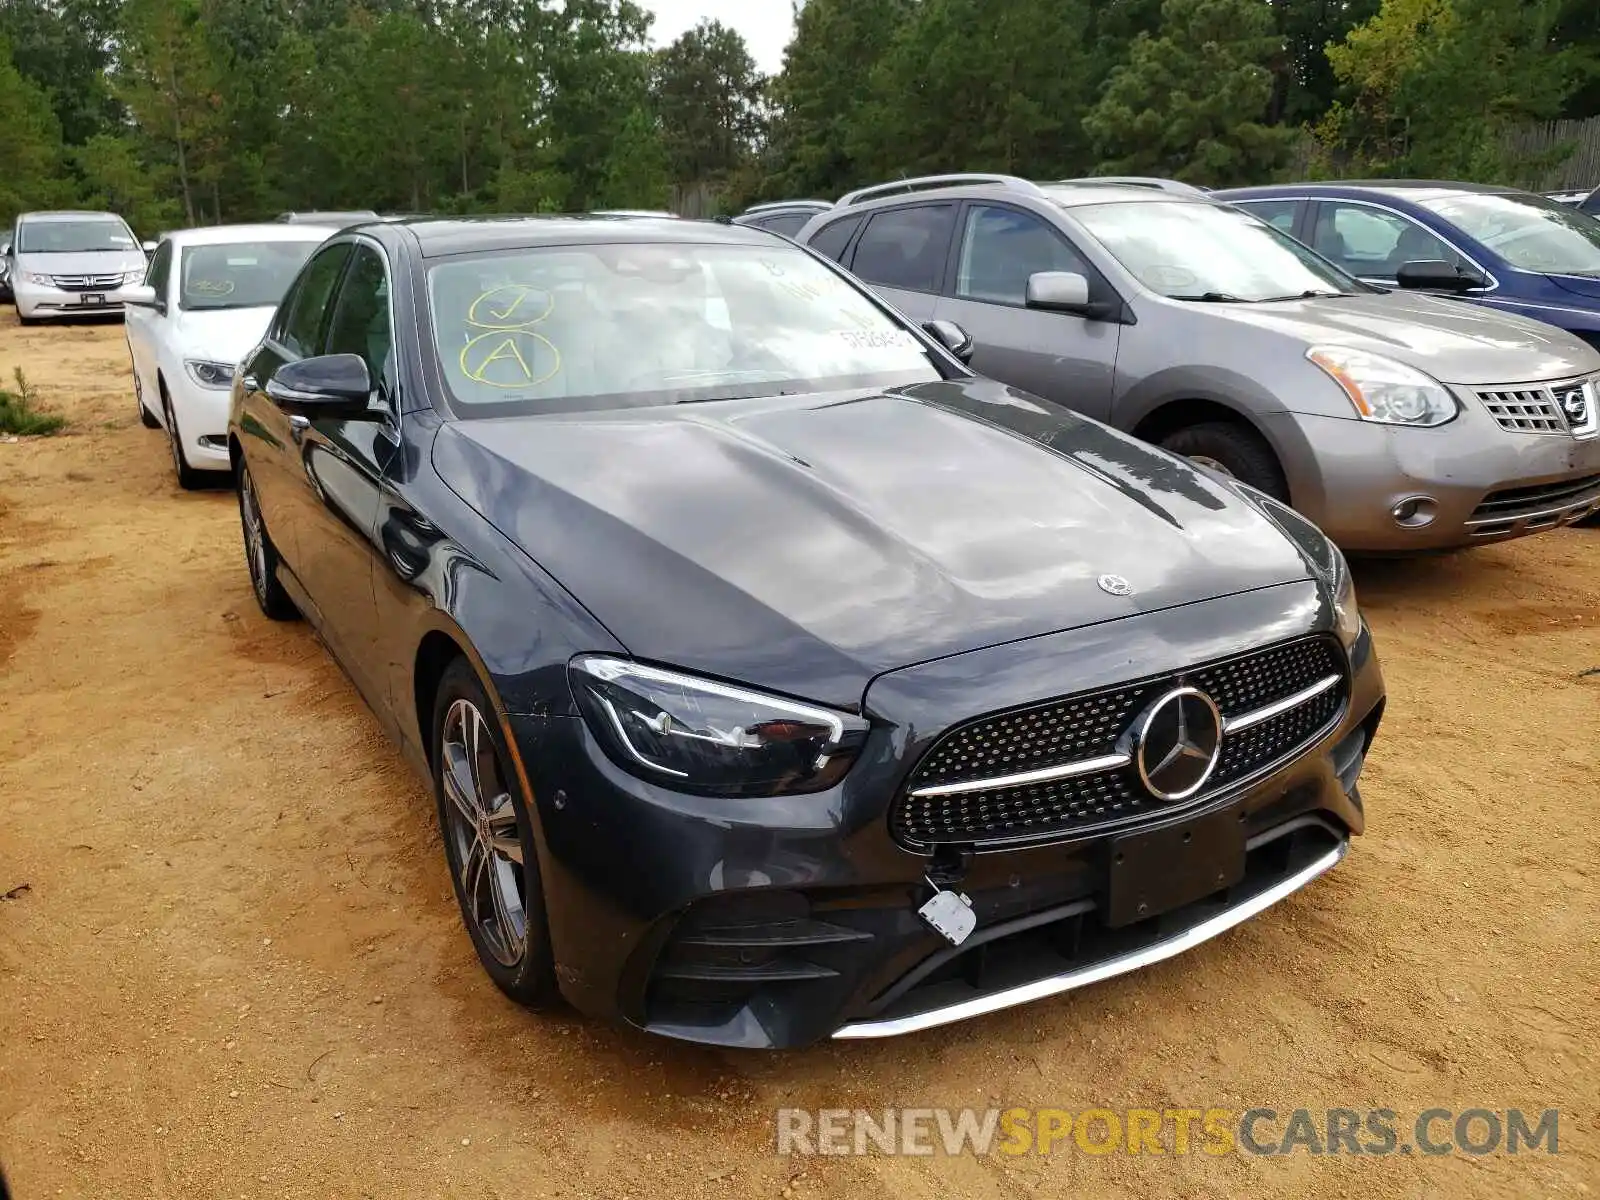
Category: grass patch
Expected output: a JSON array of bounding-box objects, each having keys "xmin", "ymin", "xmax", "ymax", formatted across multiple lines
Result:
[{"xmin": 0, "ymin": 368, "xmax": 66, "ymax": 435}]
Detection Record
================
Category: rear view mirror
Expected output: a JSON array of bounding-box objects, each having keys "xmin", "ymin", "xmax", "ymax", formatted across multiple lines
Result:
[
  {"xmin": 1026, "ymin": 270, "xmax": 1116, "ymax": 319},
  {"xmin": 116, "ymin": 283, "xmax": 162, "ymax": 312},
  {"xmin": 141, "ymin": 240, "xmax": 158, "ymax": 256},
  {"xmin": 1395, "ymin": 259, "xmax": 1486, "ymax": 292},
  {"xmin": 923, "ymin": 319, "xmax": 975, "ymax": 363},
  {"xmin": 265, "ymin": 353, "xmax": 376, "ymax": 416}
]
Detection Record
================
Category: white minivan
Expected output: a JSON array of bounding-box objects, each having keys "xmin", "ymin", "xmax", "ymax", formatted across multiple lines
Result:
[{"xmin": 6, "ymin": 210, "xmax": 150, "ymax": 322}]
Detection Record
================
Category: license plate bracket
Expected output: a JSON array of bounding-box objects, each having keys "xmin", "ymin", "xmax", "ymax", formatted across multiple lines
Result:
[
  {"xmin": 79, "ymin": 293, "xmax": 105, "ymax": 306},
  {"xmin": 1105, "ymin": 809, "xmax": 1245, "ymax": 928}
]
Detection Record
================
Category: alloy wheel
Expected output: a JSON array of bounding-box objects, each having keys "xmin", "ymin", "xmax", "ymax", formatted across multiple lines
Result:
[
  {"xmin": 239, "ymin": 468, "xmax": 269, "ymax": 603},
  {"xmin": 440, "ymin": 699, "xmax": 528, "ymax": 968}
]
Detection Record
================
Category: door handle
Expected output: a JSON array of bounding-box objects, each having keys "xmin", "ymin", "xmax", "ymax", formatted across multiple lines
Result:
[
  {"xmin": 241, "ymin": 373, "xmax": 259, "ymax": 390},
  {"xmin": 289, "ymin": 414, "xmax": 310, "ymax": 443}
]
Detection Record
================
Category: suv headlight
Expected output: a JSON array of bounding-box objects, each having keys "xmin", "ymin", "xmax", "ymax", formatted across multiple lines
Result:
[
  {"xmin": 184, "ymin": 359, "xmax": 235, "ymax": 389},
  {"xmin": 21, "ymin": 271, "xmax": 53, "ymax": 285},
  {"xmin": 570, "ymin": 656, "xmax": 868, "ymax": 797},
  {"xmin": 1307, "ymin": 346, "xmax": 1457, "ymax": 426},
  {"xmin": 122, "ymin": 269, "xmax": 147, "ymax": 284}
]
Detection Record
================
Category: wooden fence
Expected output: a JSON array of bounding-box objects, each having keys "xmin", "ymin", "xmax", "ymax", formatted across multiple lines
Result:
[{"xmin": 1502, "ymin": 116, "xmax": 1600, "ymax": 190}]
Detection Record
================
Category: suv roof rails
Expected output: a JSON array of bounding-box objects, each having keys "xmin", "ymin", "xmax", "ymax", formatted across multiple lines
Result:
[
  {"xmin": 836, "ymin": 174, "xmax": 1047, "ymax": 207},
  {"xmin": 742, "ymin": 199, "xmax": 833, "ymax": 214},
  {"xmin": 1053, "ymin": 176, "xmax": 1209, "ymax": 195}
]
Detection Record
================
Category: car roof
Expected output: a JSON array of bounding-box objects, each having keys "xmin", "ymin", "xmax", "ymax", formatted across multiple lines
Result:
[
  {"xmin": 163, "ymin": 223, "xmax": 340, "ymax": 247},
  {"xmin": 1038, "ymin": 184, "xmax": 1208, "ymax": 209},
  {"xmin": 1219, "ymin": 180, "xmax": 1522, "ymax": 203},
  {"xmin": 18, "ymin": 210, "xmax": 127, "ymax": 223},
  {"xmin": 276, "ymin": 210, "xmax": 379, "ymax": 224},
  {"xmin": 394, "ymin": 215, "xmax": 784, "ymax": 258}
]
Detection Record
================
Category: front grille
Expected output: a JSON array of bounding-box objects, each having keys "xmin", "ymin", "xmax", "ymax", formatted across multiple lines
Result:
[
  {"xmin": 893, "ymin": 636, "xmax": 1346, "ymax": 848},
  {"xmin": 50, "ymin": 273, "xmax": 123, "ymax": 291},
  {"xmin": 1475, "ymin": 378, "xmax": 1594, "ymax": 434},
  {"xmin": 1467, "ymin": 473, "xmax": 1600, "ymax": 534}
]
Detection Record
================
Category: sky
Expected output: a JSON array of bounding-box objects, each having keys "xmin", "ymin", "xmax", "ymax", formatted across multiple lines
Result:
[{"xmin": 644, "ymin": 0, "xmax": 796, "ymax": 75}]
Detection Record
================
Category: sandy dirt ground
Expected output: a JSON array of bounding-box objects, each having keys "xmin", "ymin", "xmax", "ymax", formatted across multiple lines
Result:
[{"xmin": 0, "ymin": 310, "xmax": 1596, "ymax": 1200}]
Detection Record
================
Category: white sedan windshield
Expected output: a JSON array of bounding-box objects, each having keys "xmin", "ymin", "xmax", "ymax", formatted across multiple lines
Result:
[
  {"xmin": 427, "ymin": 242, "xmax": 942, "ymax": 412},
  {"xmin": 1068, "ymin": 201, "xmax": 1362, "ymax": 301},
  {"xmin": 1420, "ymin": 192, "xmax": 1600, "ymax": 276}
]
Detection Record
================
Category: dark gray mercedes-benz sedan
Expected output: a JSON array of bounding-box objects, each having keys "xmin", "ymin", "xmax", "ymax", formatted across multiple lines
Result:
[{"xmin": 228, "ymin": 216, "xmax": 1385, "ymax": 1047}]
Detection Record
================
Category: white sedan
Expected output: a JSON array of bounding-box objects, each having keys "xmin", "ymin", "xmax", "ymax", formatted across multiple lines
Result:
[{"xmin": 119, "ymin": 223, "xmax": 337, "ymax": 487}]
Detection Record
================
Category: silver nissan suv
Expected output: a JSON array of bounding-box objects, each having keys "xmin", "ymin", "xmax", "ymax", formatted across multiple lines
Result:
[{"xmin": 794, "ymin": 175, "xmax": 1600, "ymax": 551}]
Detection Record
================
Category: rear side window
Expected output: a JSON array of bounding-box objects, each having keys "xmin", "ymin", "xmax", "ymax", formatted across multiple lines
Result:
[
  {"xmin": 758, "ymin": 212, "xmax": 811, "ymax": 238},
  {"xmin": 851, "ymin": 205, "xmax": 955, "ymax": 293},
  {"xmin": 275, "ymin": 242, "xmax": 352, "ymax": 358},
  {"xmin": 808, "ymin": 214, "xmax": 863, "ymax": 263},
  {"xmin": 1234, "ymin": 198, "xmax": 1300, "ymax": 234}
]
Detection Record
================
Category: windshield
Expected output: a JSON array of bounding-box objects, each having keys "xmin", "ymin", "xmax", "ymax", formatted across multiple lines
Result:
[
  {"xmin": 1067, "ymin": 201, "xmax": 1364, "ymax": 301},
  {"xmin": 427, "ymin": 242, "xmax": 943, "ymax": 413},
  {"xmin": 179, "ymin": 241, "xmax": 321, "ymax": 310},
  {"xmin": 18, "ymin": 218, "xmax": 138, "ymax": 254},
  {"xmin": 1418, "ymin": 192, "xmax": 1600, "ymax": 276}
]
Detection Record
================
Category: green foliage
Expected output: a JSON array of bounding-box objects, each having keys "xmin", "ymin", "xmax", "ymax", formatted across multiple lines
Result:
[
  {"xmin": 1318, "ymin": 0, "xmax": 1580, "ymax": 179},
  {"xmin": 654, "ymin": 19, "xmax": 766, "ymax": 184},
  {"xmin": 0, "ymin": 34, "xmax": 74, "ymax": 216},
  {"xmin": 0, "ymin": 369, "xmax": 67, "ymax": 437},
  {"xmin": 1084, "ymin": 0, "xmax": 1297, "ymax": 186}
]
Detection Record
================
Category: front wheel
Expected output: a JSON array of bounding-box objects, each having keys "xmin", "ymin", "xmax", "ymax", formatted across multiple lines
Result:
[
  {"xmin": 237, "ymin": 459, "xmax": 298, "ymax": 620},
  {"xmin": 162, "ymin": 387, "xmax": 206, "ymax": 490},
  {"xmin": 432, "ymin": 657, "xmax": 560, "ymax": 1008},
  {"xmin": 1160, "ymin": 421, "xmax": 1290, "ymax": 502}
]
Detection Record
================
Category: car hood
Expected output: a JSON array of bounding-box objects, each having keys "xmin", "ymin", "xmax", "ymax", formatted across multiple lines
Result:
[
  {"xmin": 1545, "ymin": 273, "xmax": 1600, "ymax": 303},
  {"xmin": 15, "ymin": 249, "xmax": 147, "ymax": 277},
  {"xmin": 172, "ymin": 306, "xmax": 276, "ymax": 364},
  {"xmin": 432, "ymin": 379, "xmax": 1317, "ymax": 709},
  {"xmin": 1204, "ymin": 290, "xmax": 1600, "ymax": 383}
]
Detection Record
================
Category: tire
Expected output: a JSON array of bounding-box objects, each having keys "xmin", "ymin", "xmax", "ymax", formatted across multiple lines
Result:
[
  {"xmin": 135, "ymin": 371, "xmax": 160, "ymax": 428},
  {"xmin": 236, "ymin": 458, "xmax": 299, "ymax": 621},
  {"xmin": 431, "ymin": 657, "xmax": 560, "ymax": 1009},
  {"xmin": 161, "ymin": 384, "xmax": 206, "ymax": 490},
  {"xmin": 1160, "ymin": 421, "xmax": 1290, "ymax": 502}
]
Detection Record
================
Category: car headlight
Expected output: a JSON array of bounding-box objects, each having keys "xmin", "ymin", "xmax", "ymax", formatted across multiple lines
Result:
[
  {"xmin": 570, "ymin": 656, "xmax": 869, "ymax": 797},
  {"xmin": 122, "ymin": 269, "xmax": 147, "ymax": 284},
  {"xmin": 184, "ymin": 359, "xmax": 235, "ymax": 389},
  {"xmin": 21, "ymin": 271, "xmax": 53, "ymax": 286},
  {"xmin": 1307, "ymin": 346, "xmax": 1457, "ymax": 426},
  {"xmin": 1329, "ymin": 544, "xmax": 1361, "ymax": 646}
]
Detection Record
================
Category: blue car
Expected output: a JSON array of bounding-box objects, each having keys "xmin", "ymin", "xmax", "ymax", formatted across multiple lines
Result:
[{"xmin": 1214, "ymin": 181, "xmax": 1600, "ymax": 352}]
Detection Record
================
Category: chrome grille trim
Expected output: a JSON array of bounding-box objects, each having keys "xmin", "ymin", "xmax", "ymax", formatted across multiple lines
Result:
[
  {"xmin": 1474, "ymin": 377, "xmax": 1595, "ymax": 436},
  {"xmin": 1221, "ymin": 674, "xmax": 1341, "ymax": 734},
  {"xmin": 908, "ymin": 754, "xmax": 1132, "ymax": 799},
  {"xmin": 49, "ymin": 273, "xmax": 124, "ymax": 291}
]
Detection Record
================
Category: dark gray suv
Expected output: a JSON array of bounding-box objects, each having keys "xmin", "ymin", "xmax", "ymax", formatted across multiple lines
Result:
[{"xmin": 796, "ymin": 175, "xmax": 1600, "ymax": 551}]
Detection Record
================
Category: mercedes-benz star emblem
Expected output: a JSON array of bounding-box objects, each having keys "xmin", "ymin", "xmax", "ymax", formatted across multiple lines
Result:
[
  {"xmin": 1133, "ymin": 686, "xmax": 1223, "ymax": 802},
  {"xmin": 1097, "ymin": 574, "xmax": 1133, "ymax": 597}
]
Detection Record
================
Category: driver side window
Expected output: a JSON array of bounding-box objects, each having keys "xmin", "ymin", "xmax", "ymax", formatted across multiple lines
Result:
[
  {"xmin": 145, "ymin": 240, "xmax": 173, "ymax": 303},
  {"xmin": 274, "ymin": 243, "xmax": 352, "ymax": 358},
  {"xmin": 324, "ymin": 244, "xmax": 392, "ymax": 398},
  {"xmin": 956, "ymin": 204, "xmax": 1090, "ymax": 305}
]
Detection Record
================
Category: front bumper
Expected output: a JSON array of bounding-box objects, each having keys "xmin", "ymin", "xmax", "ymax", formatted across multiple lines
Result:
[
  {"xmin": 13, "ymin": 278, "xmax": 126, "ymax": 319},
  {"xmin": 1266, "ymin": 400, "xmax": 1600, "ymax": 552},
  {"xmin": 166, "ymin": 372, "xmax": 233, "ymax": 470},
  {"xmin": 510, "ymin": 581, "xmax": 1384, "ymax": 1048}
]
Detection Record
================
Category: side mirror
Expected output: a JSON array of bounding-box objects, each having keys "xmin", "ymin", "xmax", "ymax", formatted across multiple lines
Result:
[
  {"xmin": 1026, "ymin": 270, "xmax": 1112, "ymax": 318},
  {"xmin": 1395, "ymin": 259, "xmax": 1486, "ymax": 292},
  {"xmin": 265, "ymin": 353, "xmax": 376, "ymax": 416},
  {"xmin": 922, "ymin": 319, "xmax": 975, "ymax": 363},
  {"xmin": 116, "ymin": 283, "xmax": 163, "ymax": 313},
  {"xmin": 142, "ymin": 240, "xmax": 158, "ymax": 256}
]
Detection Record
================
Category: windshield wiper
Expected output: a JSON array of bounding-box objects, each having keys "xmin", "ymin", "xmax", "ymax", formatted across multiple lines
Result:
[
  {"xmin": 1169, "ymin": 291, "xmax": 1251, "ymax": 303},
  {"xmin": 1260, "ymin": 289, "xmax": 1353, "ymax": 301}
]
